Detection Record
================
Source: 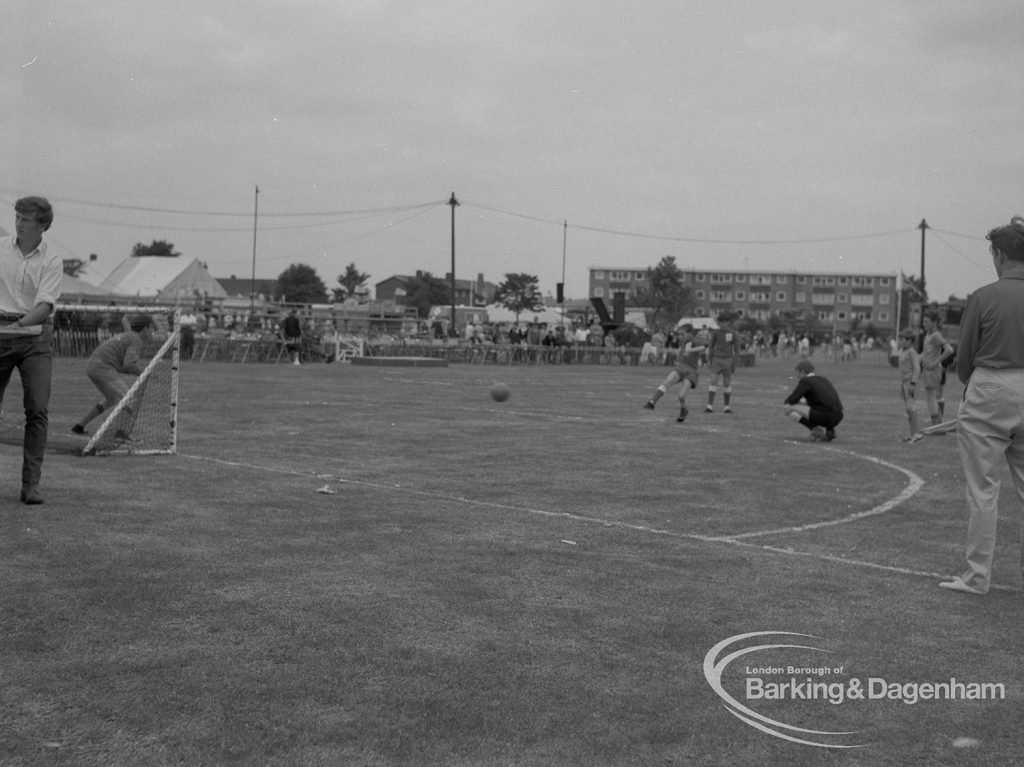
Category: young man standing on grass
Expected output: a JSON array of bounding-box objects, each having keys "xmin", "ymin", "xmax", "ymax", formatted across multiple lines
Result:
[
  {"xmin": 0, "ymin": 197, "xmax": 63, "ymax": 505},
  {"xmin": 704, "ymin": 318, "xmax": 739, "ymax": 413},
  {"xmin": 920, "ymin": 310, "xmax": 955, "ymax": 425},
  {"xmin": 897, "ymin": 330, "xmax": 925, "ymax": 443},
  {"xmin": 940, "ymin": 216, "xmax": 1024, "ymax": 596},
  {"xmin": 782, "ymin": 360, "xmax": 843, "ymax": 441},
  {"xmin": 282, "ymin": 309, "xmax": 303, "ymax": 365}
]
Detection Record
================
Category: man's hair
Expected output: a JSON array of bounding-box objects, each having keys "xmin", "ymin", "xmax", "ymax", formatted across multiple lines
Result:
[
  {"xmin": 14, "ymin": 196, "xmax": 54, "ymax": 231},
  {"xmin": 986, "ymin": 216, "xmax": 1024, "ymax": 262},
  {"xmin": 129, "ymin": 314, "xmax": 154, "ymax": 333},
  {"xmin": 923, "ymin": 310, "xmax": 941, "ymax": 325}
]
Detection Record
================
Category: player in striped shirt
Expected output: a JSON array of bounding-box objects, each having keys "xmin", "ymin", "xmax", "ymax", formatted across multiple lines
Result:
[{"xmin": 642, "ymin": 325, "xmax": 707, "ymax": 422}]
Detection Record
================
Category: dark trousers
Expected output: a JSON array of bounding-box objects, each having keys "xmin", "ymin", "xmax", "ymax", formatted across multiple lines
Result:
[{"xmin": 0, "ymin": 329, "xmax": 53, "ymax": 487}]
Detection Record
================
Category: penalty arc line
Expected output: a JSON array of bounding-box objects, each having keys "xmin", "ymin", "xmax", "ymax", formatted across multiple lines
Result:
[
  {"xmin": 704, "ymin": 443, "xmax": 925, "ymax": 541},
  {"xmin": 178, "ymin": 453, "xmax": 1019, "ymax": 593}
]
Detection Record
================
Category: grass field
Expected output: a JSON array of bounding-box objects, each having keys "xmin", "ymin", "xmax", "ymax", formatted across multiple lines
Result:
[{"xmin": 2, "ymin": 351, "xmax": 1023, "ymax": 766}]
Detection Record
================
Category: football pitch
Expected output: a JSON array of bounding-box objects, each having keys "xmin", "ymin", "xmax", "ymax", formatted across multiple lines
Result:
[{"xmin": 2, "ymin": 351, "xmax": 1023, "ymax": 765}]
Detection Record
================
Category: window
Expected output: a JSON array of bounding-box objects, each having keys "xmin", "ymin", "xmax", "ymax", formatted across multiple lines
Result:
[
  {"xmin": 776, "ymin": 274, "xmax": 788, "ymax": 284},
  {"xmin": 710, "ymin": 290, "xmax": 732, "ymax": 302},
  {"xmin": 837, "ymin": 293, "xmax": 848, "ymax": 303},
  {"xmin": 635, "ymin": 272, "xmax": 646, "ymax": 280},
  {"xmin": 594, "ymin": 287, "xmax": 605, "ymax": 298},
  {"xmin": 710, "ymin": 273, "xmax": 730, "ymax": 283},
  {"xmin": 878, "ymin": 312, "xmax": 890, "ymax": 322},
  {"xmin": 735, "ymin": 291, "xmax": 746, "ymax": 301},
  {"xmin": 696, "ymin": 274, "xmax": 706, "ymax": 282},
  {"xmin": 813, "ymin": 292, "xmax": 835, "ymax": 305},
  {"xmin": 851, "ymin": 294, "xmax": 874, "ymax": 306},
  {"xmin": 837, "ymin": 311, "xmax": 847, "ymax": 320},
  {"xmin": 797, "ymin": 276, "xmax": 807, "ymax": 284},
  {"xmin": 593, "ymin": 270, "xmax": 605, "ymax": 280},
  {"xmin": 776, "ymin": 291, "xmax": 787, "ymax": 301},
  {"xmin": 839, "ymin": 277, "xmax": 848, "ymax": 285},
  {"xmin": 749, "ymin": 291, "xmax": 771, "ymax": 302},
  {"xmin": 880, "ymin": 277, "xmax": 891, "ymax": 286},
  {"xmin": 878, "ymin": 293, "xmax": 890, "ymax": 305},
  {"xmin": 796, "ymin": 291, "xmax": 806, "ymax": 302},
  {"xmin": 695, "ymin": 290, "xmax": 706, "ymax": 300},
  {"xmin": 735, "ymin": 273, "xmax": 747, "ymax": 283},
  {"xmin": 816, "ymin": 310, "xmax": 835, "ymax": 321},
  {"xmin": 609, "ymin": 271, "xmax": 629, "ymax": 281}
]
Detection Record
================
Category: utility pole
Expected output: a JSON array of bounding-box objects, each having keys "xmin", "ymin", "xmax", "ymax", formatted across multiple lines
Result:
[
  {"xmin": 918, "ymin": 218, "xmax": 929, "ymax": 343},
  {"xmin": 250, "ymin": 185, "xmax": 259, "ymax": 321},
  {"xmin": 558, "ymin": 220, "xmax": 567, "ymax": 320},
  {"xmin": 448, "ymin": 193, "xmax": 459, "ymax": 338},
  {"xmin": 918, "ymin": 218, "xmax": 928, "ymax": 300}
]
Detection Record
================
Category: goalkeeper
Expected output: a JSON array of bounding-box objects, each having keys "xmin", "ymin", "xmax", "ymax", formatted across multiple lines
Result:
[{"xmin": 71, "ymin": 314, "xmax": 154, "ymax": 439}]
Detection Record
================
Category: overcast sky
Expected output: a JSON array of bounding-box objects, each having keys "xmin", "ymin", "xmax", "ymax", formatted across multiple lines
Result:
[{"xmin": 3, "ymin": 1, "xmax": 1022, "ymax": 302}]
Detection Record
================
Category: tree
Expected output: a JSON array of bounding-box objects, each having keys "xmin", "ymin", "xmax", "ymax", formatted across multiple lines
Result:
[
  {"xmin": 900, "ymin": 273, "xmax": 926, "ymax": 331},
  {"xmin": 403, "ymin": 271, "xmax": 451, "ymax": 318},
  {"xmin": 275, "ymin": 263, "xmax": 329, "ymax": 304},
  {"xmin": 333, "ymin": 262, "xmax": 371, "ymax": 301},
  {"xmin": 646, "ymin": 256, "xmax": 693, "ymax": 327},
  {"xmin": 131, "ymin": 239, "xmax": 179, "ymax": 257},
  {"xmin": 493, "ymin": 273, "xmax": 544, "ymax": 321}
]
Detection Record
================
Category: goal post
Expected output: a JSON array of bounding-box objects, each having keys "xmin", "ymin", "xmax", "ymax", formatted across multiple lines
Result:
[{"xmin": 0, "ymin": 305, "xmax": 181, "ymax": 456}]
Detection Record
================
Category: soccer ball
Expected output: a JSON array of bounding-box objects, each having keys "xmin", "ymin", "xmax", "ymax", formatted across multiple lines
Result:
[{"xmin": 490, "ymin": 383, "xmax": 510, "ymax": 403}]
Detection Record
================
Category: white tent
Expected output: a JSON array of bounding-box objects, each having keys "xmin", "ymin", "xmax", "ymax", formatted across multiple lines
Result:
[
  {"xmin": 99, "ymin": 256, "xmax": 227, "ymax": 302},
  {"xmin": 61, "ymin": 273, "xmax": 114, "ymax": 298}
]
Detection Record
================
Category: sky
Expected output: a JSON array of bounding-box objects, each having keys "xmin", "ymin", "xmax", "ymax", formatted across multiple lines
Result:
[{"xmin": 3, "ymin": 1, "xmax": 1022, "ymax": 303}]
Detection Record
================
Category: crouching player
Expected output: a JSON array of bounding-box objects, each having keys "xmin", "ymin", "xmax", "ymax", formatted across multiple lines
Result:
[
  {"xmin": 71, "ymin": 314, "xmax": 154, "ymax": 440},
  {"xmin": 783, "ymin": 360, "xmax": 843, "ymax": 441},
  {"xmin": 642, "ymin": 325, "xmax": 706, "ymax": 423}
]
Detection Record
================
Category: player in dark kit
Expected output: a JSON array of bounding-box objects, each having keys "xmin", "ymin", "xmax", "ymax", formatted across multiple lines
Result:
[{"xmin": 782, "ymin": 360, "xmax": 844, "ymax": 441}]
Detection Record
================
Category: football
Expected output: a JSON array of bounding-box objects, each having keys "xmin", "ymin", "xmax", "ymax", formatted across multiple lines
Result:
[{"xmin": 490, "ymin": 383, "xmax": 510, "ymax": 403}]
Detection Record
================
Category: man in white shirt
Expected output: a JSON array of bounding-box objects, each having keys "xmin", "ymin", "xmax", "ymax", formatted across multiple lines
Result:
[{"xmin": 0, "ymin": 197, "xmax": 63, "ymax": 504}]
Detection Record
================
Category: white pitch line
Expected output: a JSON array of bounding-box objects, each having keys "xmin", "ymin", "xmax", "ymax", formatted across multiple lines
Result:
[
  {"xmin": 178, "ymin": 452, "xmax": 1019, "ymax": 592},
  {"xmin": 705, "ymin": 444, "xmax": 925, "ymax": 541}
]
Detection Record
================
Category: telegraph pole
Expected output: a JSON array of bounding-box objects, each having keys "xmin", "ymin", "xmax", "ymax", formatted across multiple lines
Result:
[
  {"xmin": 448, "ymin": 193, "xmax": 459, "ymax": 337},
  {"xmin": 250, "ymin": 185, "xmax": 259, "ymax": 320},
  {"xmin": 918, "ymin": 218, "xmax": 928, "ymax": 300},
  {"xmin": 917, "ymin": 218, "xmax": 929, "ymax": 349}
]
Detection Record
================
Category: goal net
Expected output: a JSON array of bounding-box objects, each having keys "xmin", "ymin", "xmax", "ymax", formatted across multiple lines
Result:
[{"xmin": 0, "ymin": 305, "xmax": 180, "ymax": 456}]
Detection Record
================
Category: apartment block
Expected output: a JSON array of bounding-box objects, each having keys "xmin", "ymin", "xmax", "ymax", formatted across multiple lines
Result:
[{"xmin": 588, "ymin": 267, "xmax": 899, "ymax": 333}]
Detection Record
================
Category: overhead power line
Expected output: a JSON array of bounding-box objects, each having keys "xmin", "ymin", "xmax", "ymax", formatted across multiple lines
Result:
[{"xmin": 461, "ymin": 200, "xmax": 912, "ymax": 245}]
